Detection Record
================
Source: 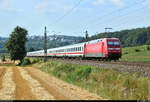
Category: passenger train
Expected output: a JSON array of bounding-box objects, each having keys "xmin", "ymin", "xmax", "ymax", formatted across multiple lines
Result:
[{"xmin": 27, "ymin": 38, "xmax": 122, "ymax": 61}]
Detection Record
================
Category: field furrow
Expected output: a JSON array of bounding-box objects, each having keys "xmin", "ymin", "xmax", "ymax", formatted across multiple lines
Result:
[
  {"xmin": 0, "ymin": 68, "xmax": 6, "ymax": 90},
  {"xmin": 18, "ymin": 68, "xmax": 55, "ymax": 100},
  {"xmin": 13, "ymin": 68, "xmax": 37, "ymax": 100},
  {"xmin": 25, "ymin": 67, "xmax": 103, "ymax": 100},
  {"xmin": 0, "ymin": 68, "xmax": 16, "ymax": 100}
]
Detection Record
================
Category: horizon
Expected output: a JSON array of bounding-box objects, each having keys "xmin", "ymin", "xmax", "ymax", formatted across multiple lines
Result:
[{"xmin": 1, "ymin": 25, "xmax": 150, "ymax": 38}]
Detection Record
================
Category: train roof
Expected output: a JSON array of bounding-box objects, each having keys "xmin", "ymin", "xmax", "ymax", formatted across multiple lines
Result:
[
  {"xmin": 47, "ymin": 42, "xmax": 85, "ymax": 51},
  {"xmin": 27, "ymin": 38, "xmax": 120, "ymax": 53}
]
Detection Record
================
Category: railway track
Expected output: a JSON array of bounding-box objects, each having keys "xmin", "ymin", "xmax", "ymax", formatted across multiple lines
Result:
[
  {"xmin": 43, "ymin": 57, "xmax": 150, "ymax": 77},
  {"xmin": 46, "ymin": 57, "xmax": 150, "ymax": 67}
]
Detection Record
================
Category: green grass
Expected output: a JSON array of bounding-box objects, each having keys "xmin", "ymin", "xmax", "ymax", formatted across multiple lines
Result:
[
  {"xmin": 33, "ymin": 61, "xmax": 150, "ymax": 100},
  {"xmin": 120, "ymin": 45, "xmax": 150, "ymax": 62}
]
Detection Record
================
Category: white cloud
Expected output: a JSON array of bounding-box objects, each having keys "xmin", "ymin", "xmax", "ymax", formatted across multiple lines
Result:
[
  {"xmin": 35, "ymin": 0, "xmax": 64, "ymax": 13},
  {"xmin": 35, "ymin": 0, "xmax": 76, "ymax": 14},
  {"xmin": 93, "ymin": 0, "xmax": 105, "ymax": 5},
  {"xmin": 0, "ymin": 0, "xmax": 23, "ymax": 12},
  {"xmin": 92, "ymin": 0, "xmax": 123, "ymax": 7},
  {"xmin": 35, "ymin": 1, "xmax": 49, "ymax": 11},
  {"xmin": 0, "ymin": 0, "xmax": 11, "ymax": 8},
  {"xmin": 143, "ymin": 0, "xmax": 150, "ymax": 8},
  {"xmin": 111, "ymin": 0, "xmax": 123, "ymax": 6},
  {"xmin": 63, "ymin": 5, "xmax": 73, "ymax": 13}
]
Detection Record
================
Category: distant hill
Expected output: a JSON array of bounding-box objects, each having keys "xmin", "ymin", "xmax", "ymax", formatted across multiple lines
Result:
[
  {"xmin": 0, "ymin": 35, "xmax": 84, "ymax": 53},
  {"xmin": 1, "ymin": 26, "xmax": 150, "ymax": 53},
  {"xmin": 0, "ymin": 37, "xmax": 8, "ymax": 53},
  {"xmin": 85, "ymin": 26, "xmax": 150, "ymax": 47},
  {"xmin": 26, "ymin": 35, "xmax": 84, "ymax": 51}
]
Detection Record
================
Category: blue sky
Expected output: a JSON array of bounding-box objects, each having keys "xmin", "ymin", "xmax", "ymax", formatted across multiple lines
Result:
[{"xmin": 0, "ymin": 0, "xmax": 150, "ymax": 37}]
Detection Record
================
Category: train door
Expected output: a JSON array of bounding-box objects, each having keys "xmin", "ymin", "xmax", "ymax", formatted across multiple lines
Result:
[
  {"xmin": 102, "ymin": 42, "xmax": 105, "ymax": 57},
  {"xmin": 83, "ymin": 43, "xmax": 86, "ymax": 57}
]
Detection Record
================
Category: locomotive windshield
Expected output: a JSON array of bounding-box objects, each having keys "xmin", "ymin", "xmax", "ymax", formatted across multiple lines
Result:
[{"xmin": 108, "ymin": 41, "xmax": 120, "ymax": 46}]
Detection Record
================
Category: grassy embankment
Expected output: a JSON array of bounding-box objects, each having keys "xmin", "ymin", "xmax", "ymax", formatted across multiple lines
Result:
[
  {"xmin": 120, "ymin": 45, "xmax": 150, "ymax": 62},
  {"xmin": 29, "ymin": 58, "xmax": 150, "ymax": 100}
]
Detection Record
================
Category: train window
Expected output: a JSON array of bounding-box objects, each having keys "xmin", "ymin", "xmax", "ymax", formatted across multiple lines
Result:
[
  {"xmin": 108, "ymin": 41, "xmax": 113, "ymax": 45},
  {"xmin": 114, "ymin": 41, "xmax": 120, "ymax": 46}
]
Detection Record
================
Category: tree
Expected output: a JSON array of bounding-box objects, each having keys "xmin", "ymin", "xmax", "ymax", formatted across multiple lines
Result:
[
  {"xmin": 1, "ymin": 55, "xmax": 6, "ymax": 62},
  {"xmin": 5, "ymin": 26, "xmax": 28, "ymax": 64}
]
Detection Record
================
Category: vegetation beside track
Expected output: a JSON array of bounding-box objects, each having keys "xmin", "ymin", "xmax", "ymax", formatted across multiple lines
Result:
[
  {"xmin": 120, "ymin": 45, "xmax": 150, "ymax": 62},
  {"xmin": 29, "ymin": 59, "xmax": 150, "ymax": 100}
]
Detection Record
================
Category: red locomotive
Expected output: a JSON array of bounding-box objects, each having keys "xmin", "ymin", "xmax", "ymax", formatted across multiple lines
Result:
[{"xmin": 27, "ymin": 38, "xmax": 122, "ymax": 61}]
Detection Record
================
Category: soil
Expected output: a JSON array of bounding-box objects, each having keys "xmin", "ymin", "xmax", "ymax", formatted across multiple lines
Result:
[{"xmin": 0, "ymin": 63, "xmax": 103, "ymax": 100}]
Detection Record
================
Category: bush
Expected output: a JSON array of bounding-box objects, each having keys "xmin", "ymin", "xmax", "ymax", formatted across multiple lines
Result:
[
  {"xmin": 1, "ymin": 55, "xmax": 6, "ymax": 62},
  {"xmin": 135, "ymin": 49, "xmax": 140, "ymax": 52},
  {"xmin": 21, "ymin": 58, "xmax": 31, "ymax": 65},
  {"xmin": 146, "ymin": 46, "xmax": 150, "ymax": 50},
  {"xmin": 124, "ymin": 52, "xmax": 128, "ymax": 55},
  {"xmin": 67, "ymin": 66, "xmax": 92, "ymax": 82},
  {"xmin": 31, "ymin": 58, "xmax": 42, "ymax": 64}
]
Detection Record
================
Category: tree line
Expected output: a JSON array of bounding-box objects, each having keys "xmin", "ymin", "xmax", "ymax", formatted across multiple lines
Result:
[
  {"xmin": 82, "ymin": 26, "xmax": 150, "ymax": 47},
  {"xmin": 2, "ymin": 26, "xmax": 150, "ymax": 64}
]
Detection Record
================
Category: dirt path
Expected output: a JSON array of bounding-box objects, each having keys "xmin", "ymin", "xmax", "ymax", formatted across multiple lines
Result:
[{"xmin": 0, "ymin": 66, "xmax": 103, "ymax": 100}]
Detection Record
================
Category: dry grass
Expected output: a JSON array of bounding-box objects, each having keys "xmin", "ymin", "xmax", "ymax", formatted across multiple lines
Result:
[{"xmin": 35, "ymin": 61, "xmax": 150, "ymax": 100}]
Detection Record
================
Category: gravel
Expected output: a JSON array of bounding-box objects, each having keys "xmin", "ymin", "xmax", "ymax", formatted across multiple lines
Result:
[{"xmin": 49, "ymin": 58, "xmax": 150, "ymax": 77}]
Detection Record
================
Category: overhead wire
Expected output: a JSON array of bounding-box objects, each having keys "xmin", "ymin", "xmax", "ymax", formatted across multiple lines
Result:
[
  {"xmin": 50, "ymin": 0, "xmax": 148, "ymax": 37},
  {"xmin": 89, "ymin": 0, "xmax": 147, "ymax": 27},
  {"xmin": 74, "ymin": 0, "xmax": 146, "ymax": 36},
  {"xmin": 93, "ymin": 5, "xmax": 146, "ymax": 29},
  {"xmin": 113, "ymin": 10, "xmax": 150, "ymax": 30},
  {"xmin": 51, "ymin": 0, "xmax": 83, "ymax": 26}
]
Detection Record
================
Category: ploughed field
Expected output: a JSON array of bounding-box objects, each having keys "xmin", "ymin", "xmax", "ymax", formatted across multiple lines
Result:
[{"xmin": 0, "ymin": 64, "xmax": 103, "ymax": 100}]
